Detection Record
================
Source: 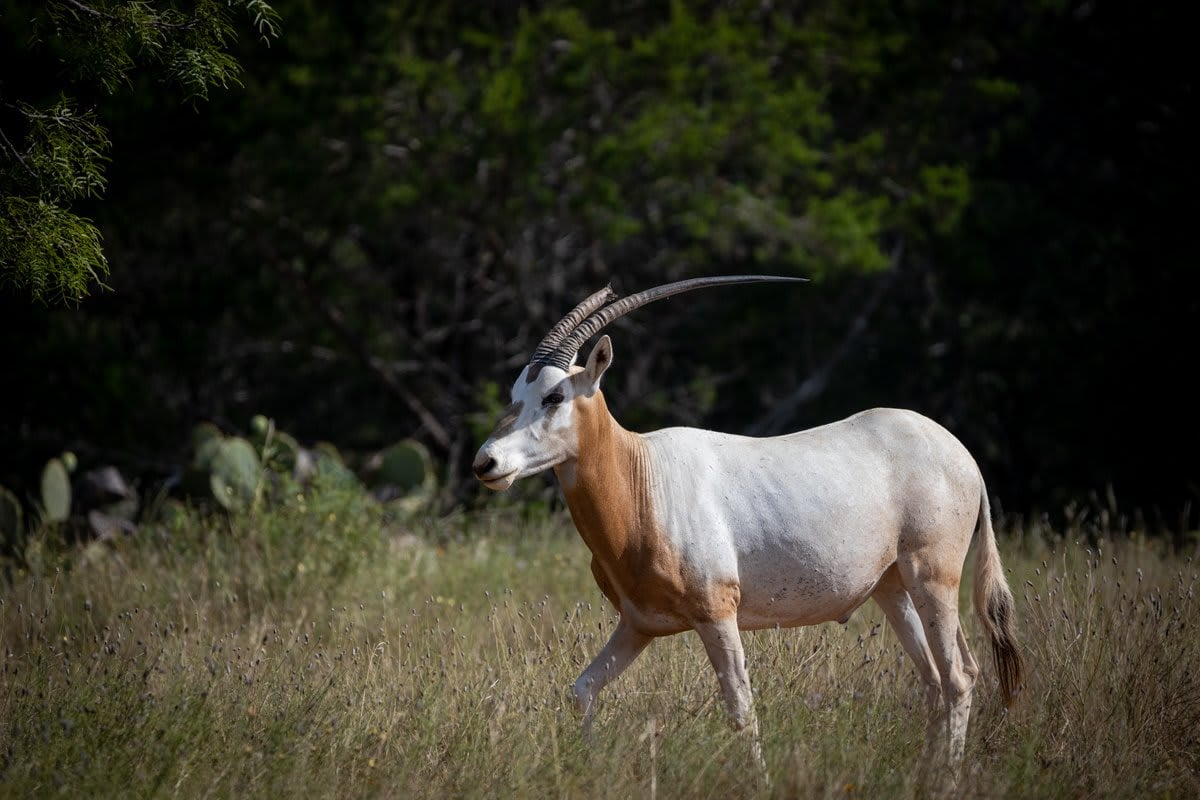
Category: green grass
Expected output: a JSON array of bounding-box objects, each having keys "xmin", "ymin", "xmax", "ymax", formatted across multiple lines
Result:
[{"xmin": 2, "ymin": 493, "xmax": 1198, "ymax": 799}]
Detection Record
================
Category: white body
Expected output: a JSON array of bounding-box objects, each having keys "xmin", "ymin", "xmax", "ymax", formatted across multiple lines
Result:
[
  {"xmin": 473, "ymin": 335, "xmax": 1023, "ymax": 775},
  {"xmin": 629, "ymin": 410, "xmax": 979, "ymax": 633}
]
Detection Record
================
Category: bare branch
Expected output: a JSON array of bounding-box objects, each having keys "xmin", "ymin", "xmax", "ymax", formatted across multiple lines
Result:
[
  {"xmin": 56, "ymin": 0, "xmax": 112, "ymax": 20},
  {"xmin": 0, "ymin": 126, "xmax": 35, "ymax": 177},
  {"xmin": 306, "ymin": 289, "xmax": 452, "ymax": 451}
]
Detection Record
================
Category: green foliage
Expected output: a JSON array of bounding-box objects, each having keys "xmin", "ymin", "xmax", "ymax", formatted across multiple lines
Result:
[
  {"xmin": 802, "ymin": 193, "xmax": 892, "ymax": 277},
  {"xmin": 16, "ymin": 98, "xmax": 110, "ymax": 202},
  {"xmin": 254, "ymin": 468, "xmax": 386, "ymax": 587},
  {"xmin": 914, "ymin": 164, "xmax": 972, "ymax": 235},
  {"xmin": 43, "ymin": 0, "xmax": 281, "ymax": 99},
  {"xmin": 0, "ymin": 0, "xmax": 1193, "ymax": 521},
  {"xmin": 468, "ymin": 381, "xmax": 506, "ymax": 450},
  {"xmin": 0, "ymin": 0, "xmax": 279, "ymax": 302},
  {"xmin": 0, "ymin": 196, "xmax": 108, "ymax": 302}
]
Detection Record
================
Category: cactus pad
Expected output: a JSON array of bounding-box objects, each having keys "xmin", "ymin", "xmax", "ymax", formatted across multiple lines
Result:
[
  {"xmin": 209, "ymin": 437, "xmax": 261, "ymax": 512},
  {"xmin": 193, "ymin": 434, "xmax": 225, "ymax": 473},
  {"xmin": 41, "ymin": 457, "xmax": 72, "ymax": 523},
  {"xmin": 368, "ymin": 440, "xmax": 435, "ymax": 491},
  {"xmin": 250, "ymin": 414, "xmax": 270, "ymax": 437}
]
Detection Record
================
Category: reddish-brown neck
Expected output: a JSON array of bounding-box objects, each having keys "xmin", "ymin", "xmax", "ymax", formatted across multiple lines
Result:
[{"xmin": 554, "ymin": 392, "xmax": 653, "ymax": 568}]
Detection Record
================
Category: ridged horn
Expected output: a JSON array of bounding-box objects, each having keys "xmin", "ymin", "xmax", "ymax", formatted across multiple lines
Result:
[
  {"xmin": 528, "ymin": 284, "xmax": 617, "ymax": 366},
  {"xmin": 540, "ymin": 274, "xmax": 808, "ymax": 370}
]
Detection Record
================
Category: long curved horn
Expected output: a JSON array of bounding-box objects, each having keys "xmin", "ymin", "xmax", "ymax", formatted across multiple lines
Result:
[
  {"xmin": 528, "ymin": 284, "xmax": 618, "ymax": 365},
  {"xmin": 540, "ymin": 274, "xmax": 808, "ymax": 370}
]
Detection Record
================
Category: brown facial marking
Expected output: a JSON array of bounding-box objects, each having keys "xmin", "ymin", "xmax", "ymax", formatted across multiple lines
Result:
[
  {"xmin": 525, "ymin": 364, "xmax": 544, "ymax": 383},
  {"xmin": 491, "ymin": 401, "xmax": 524, "ymax": 438},
  {"xmin": 557, "ymin": 387, "xmax": 740, "ymax": 634}
]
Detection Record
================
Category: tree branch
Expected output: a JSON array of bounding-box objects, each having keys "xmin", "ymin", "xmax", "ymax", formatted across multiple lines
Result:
[
  {"xmin": 57, "ymin": 0, "xmax": 111, "ymax": 20},
  {"xmin": 291, "ymin": 268, "xmax": 452, "ymax": 451},
  {"xmin": 54, "ymin": 0, "xmax": 203, "ymax": 31},
  {"xmin": 0, "ymin": 125, "xmax": 34, "ymax": 177}
]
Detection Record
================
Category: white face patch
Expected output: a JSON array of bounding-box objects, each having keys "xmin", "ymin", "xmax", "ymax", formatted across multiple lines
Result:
[{"xmin": 472, "ymin": 364, "xmax": 581, "ymax": 490}]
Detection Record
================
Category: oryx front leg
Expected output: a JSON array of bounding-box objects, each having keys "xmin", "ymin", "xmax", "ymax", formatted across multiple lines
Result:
[
  {"xmin": 694, "ymin": 617, "xmax": 766, "ymax": 773},
  {"xmin": 572, "ymin": 616, "xmax": 652, "ymax": 735}
]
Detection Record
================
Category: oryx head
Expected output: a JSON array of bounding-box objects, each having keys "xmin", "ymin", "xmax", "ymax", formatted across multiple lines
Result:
[{"xmin": 471, "ymin": 275, "xmax": 806, "ymax": 490}]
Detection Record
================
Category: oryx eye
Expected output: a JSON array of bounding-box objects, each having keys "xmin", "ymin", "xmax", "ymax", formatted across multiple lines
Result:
[{"xmin": 541, "ymin": 391, "xmax": 564, "ymax": 407}]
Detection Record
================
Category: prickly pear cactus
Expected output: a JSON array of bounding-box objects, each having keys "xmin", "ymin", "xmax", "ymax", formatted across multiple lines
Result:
[
  {"xmin": 192, "ymin": 427, "xmax": 225, "ymax": 474},
  {"xmin": 260, "ymin": 429, "xmax": 302, "ymax": 475},
  {"xmin": 192, "ymin": 422, "xmax": 223, "ymax": 451},
  {"xmin": 368, "ymin": 440, "xmax": 434, "ymax": 493},
  {"xmin": 364, "ymin": 439, "xmax": 437, "ymax": 515},
  {"xmin": 271, "ymin": 431, "xmax": 302, "ymax": 470},
  {"xmin": 250, "ymin": 414, "xmax": 271, "ymax": 438},
  {"xmin": 209, "ymin": 437, "xmax": 261, "ymax": 512},
  {"xmin": 311, "ymin": 442, "xmax": 360, "ymax": 488},
  {"xmin": 247, "ymin": 414, "xmax": 273, "ymax": 454},
  {"xmin": 246, "ymin": 415, "xmax": 310, "ymax": 479},
  {"xmin": 40, "ymin": 457, "xmax": 72, "ymax": 523}
]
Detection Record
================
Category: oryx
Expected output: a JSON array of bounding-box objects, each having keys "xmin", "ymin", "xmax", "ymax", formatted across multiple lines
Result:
[{"xmin": 472, "ymin": 276, "xmax": 1023, "ymax": 768}]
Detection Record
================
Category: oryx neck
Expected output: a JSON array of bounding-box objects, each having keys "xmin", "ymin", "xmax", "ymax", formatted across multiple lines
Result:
[{"xmin": 554, "ymin": 392, "xmax": 655, "ymax": 564}]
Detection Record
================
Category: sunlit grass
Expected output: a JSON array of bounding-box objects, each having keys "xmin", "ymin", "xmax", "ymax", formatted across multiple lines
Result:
[{"xmin": 2, "ymin": 495, "xmax": 1198, "ymax": 798}]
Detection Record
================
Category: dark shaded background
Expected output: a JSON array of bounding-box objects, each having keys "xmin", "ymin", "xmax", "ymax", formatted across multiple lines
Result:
[{"xmin": 2, "ymin": 1, "xmax": 1195, "ymax": 530}]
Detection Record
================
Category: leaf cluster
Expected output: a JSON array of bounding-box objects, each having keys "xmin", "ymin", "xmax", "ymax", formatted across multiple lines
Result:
[{"xmin": 0, "ymin": 0, "xmax": 279, "ymax": 301}]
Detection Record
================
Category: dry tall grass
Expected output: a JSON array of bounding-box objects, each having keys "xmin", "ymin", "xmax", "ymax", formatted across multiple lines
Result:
[{"xmin": 1, "ymin": 496, "xmax": 1197, "ymax": 798}]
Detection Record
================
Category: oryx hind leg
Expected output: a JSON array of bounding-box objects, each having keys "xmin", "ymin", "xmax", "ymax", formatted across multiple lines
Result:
[
  {"xmin": 957, "ymin": 624, "xmax": 980, "ymax": 682},
  {"xmin": 899, "ymin": 562, "xmax": 976, "ymax": 768},
  {"xmin": 871, "ymin": 564, "xmax": 942, "ymax": 726}
]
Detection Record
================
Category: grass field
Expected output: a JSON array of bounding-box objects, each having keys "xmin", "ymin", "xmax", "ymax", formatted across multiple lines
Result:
[{"xmin": 2, "ymin": 489, "xmax": 1197, "ymax": 799}]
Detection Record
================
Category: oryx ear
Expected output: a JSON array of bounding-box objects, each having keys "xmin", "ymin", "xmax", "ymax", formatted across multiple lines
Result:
[{"xmin": 577, "ymin": 335, "xmax": 613, "ymax": 395}]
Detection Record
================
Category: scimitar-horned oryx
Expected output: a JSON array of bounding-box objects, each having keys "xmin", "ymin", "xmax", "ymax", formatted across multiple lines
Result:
[{"xmin": 472, "ymin": 275, "xmax": 1024, "ymax": 768}]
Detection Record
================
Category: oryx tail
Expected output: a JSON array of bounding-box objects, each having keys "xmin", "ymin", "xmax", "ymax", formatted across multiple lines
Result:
[{"xmin": 973, "ymin": 484, "xmax": 1025, "ymax": 705}]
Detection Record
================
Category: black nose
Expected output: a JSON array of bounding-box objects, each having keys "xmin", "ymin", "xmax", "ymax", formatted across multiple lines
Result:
[{"xmin": 473, "ymin": 455, "xmax": 496, "ymax": 478}]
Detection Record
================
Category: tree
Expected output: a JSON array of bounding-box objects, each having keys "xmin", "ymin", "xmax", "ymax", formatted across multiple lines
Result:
[
  {"xmin": 0, "ymin": 1, "xmax": 1193, "ymax": 524},
  {"xmin": 0, "ymin": 0, "xmax": 279, "ymax": 302}
]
